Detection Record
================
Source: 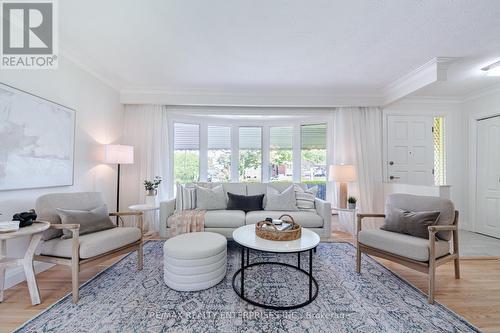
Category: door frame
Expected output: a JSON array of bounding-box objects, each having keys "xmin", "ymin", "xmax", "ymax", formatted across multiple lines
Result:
[
  {"xmin": 469, "ymin": 111, "xmax": 500, "ymax": 233},
  {"xmin": 386, "ymin": 114, "xmax": 435, "ymax": 185},
  {"xmin": 382, "ymin": 109, "xmax": 448, "ymax": 184}
]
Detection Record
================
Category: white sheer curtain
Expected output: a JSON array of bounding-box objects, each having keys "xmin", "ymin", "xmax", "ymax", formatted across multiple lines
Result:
[
  {"xmin": 332, "ymin": 107, "xmax": 385, "ymax": 229},
  {"xmin": 121, "ymin": 105, "xmax": 170, "ymax": 232}
]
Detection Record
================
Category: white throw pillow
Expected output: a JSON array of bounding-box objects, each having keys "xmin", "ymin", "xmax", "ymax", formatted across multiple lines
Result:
[
  {"xmin": 195, "ymin": 185, "xmax": 227, "ymax": 210},
  {"xmin": 265, "ymin": 185, "xmax": 299, "ymax": 211},
  {"xmin": 294, "ymin": 185, "xmax": 317, "ymax": 211},
  {"xmin": 175, "ymin": 183, "xmax": 197, "ymax": 212}
]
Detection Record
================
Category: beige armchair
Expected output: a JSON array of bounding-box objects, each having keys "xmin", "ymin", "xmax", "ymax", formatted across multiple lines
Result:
[
  {"xmin": 33, "ymin": 192, "xmax": 144, "ymax": 303},
  {"xmin": 356, "ymin": 194, "xmax": 460, "ymax": 304}
]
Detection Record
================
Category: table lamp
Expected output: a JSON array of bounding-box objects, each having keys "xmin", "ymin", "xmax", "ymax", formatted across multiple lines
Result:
[
  {"xmin": 329, "ymin": 164, "xmax": 356, "ymax": 209},
  {"xmin": 103, "ymin": 144, "xmax": 134, "ymax": 213}
]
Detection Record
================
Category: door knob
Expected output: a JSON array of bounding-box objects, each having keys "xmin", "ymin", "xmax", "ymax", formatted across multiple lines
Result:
[
  {"xmin": 389, "ymin": 161, "xmax": 394, "ymax": 165},
  {"xmin": 389, "ymin": 176, "xmax": 400, "ymax": 180}
]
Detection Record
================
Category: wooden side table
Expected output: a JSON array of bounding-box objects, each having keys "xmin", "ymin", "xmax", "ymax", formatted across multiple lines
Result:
[
  {"xmin": 332, "ymin": 207, "xmax": 358, "ymax": 235},
  {"xmin": 0, "ymin": 221, "xmax": 50, "ymax": 305}
]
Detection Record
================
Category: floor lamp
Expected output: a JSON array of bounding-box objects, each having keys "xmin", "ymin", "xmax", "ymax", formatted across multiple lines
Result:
[
  {"xmin": 329, "ymin": 164, "xmax": 356, "ymax": 209},
  {"xmin": 103, "ymin": 144, "xmax": 134, "ymax": 214}
]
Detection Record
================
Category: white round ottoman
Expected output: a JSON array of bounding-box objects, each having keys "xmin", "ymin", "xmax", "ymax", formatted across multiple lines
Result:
[{"xmin": 163, "ymin": 232, "xmax": 227, "ymax": 291}]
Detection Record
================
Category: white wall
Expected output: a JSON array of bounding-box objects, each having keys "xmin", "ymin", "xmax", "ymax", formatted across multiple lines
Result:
[
  {"xmin": 461, "ymin": 88, "xmax": 500, "ymax": 234},
  {"xmin": 0, "ymin": 56, "xmax": 123, "ymax": 288},
  {"xmin": 382, "ymin": 97, "xmax": 468, "ymax": 228}
]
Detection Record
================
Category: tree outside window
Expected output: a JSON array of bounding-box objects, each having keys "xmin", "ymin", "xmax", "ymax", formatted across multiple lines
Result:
[
  {"xmin": 208, "ymin": 126, "xmax": 231, "ymax": 182},
  {"xmin": 270, "ymin": 126, "xmax": 293, "ymax": 182},
  {"xmin": 239, "ymin": 127, "xmax": 262, "ymax": 182},
  {"xmin": 301, "ymin": 123, "xmax": 327, "ymax": 199},
  {"xmin": 174, "ymin": 123, "xmax": 200, "ymax": 184}
]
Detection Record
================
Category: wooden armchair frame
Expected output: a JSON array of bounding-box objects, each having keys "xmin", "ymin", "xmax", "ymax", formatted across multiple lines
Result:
[
  {"xmin": 355, "ymin": 211, "xmax": 460, "ymax": 304},
  {"xmin": 34, "ymin": 211, "xmax": 144, "ymax": 303}
]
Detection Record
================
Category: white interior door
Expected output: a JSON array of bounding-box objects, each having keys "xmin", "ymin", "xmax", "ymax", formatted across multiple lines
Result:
[
  {"xmin": 476, "ymin": 116, "xmax": 500, "ymax": 238},
  {"xmin": 387, "ymin": 116, "xmax": 434, "ymax": 185}
]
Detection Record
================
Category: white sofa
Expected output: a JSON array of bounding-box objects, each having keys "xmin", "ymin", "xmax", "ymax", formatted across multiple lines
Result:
[{"xmin": 159, "ymin": 182, "xmax": 331, "ymax": 239}]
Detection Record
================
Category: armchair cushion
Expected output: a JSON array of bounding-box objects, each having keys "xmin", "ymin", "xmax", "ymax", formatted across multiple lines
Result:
[
  {"xmin": 381, "ymin": 207, "xmax": 440, "ymax": 239},
  {"xmin": 40, "ymin": 227, "xmax": 141, "ymax": 259},
  {"xmin": 358, "ymin": 229, "xmax": 450, "ymax": 262},
  {"xmin": 57, "ymin": 205, "xmax": 115, "ymax": 239},
  {"xmin": 386, "ymin": 194, "xmax": 455, "ymax": 240},
  {"xmin": 36, "ymin": 192, "xmax": 107, "ymax": 241}
]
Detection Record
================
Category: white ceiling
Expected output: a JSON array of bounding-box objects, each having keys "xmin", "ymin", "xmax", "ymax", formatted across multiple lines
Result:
[{"xmin": 60, "ymin": 0, "xmax": 500, "ymax": 100}]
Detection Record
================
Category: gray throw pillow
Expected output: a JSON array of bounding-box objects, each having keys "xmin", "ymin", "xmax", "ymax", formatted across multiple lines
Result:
[
  {"xmin": 195, "ymin": 185, "xmax": 226, "ymax": 210},
  {"xmin": 265, "ymin": 185, "xmax": 299, "ymax": 211},
  {"xmin": 381, "ymin": 207, "xmax": 441, "ymax": 239},
  {"xmin": 56, "ymin": 205, "xmax": 115, "ymax": 239}
]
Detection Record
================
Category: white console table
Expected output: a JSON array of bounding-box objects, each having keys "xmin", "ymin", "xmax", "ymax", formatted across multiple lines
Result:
[
  {"xmin": 129, "ymin": 203, "xmax": 159, "ymax": 233},
  {"xmin": 332, "ymin": 207, "xmax": 358, "ymax": 235}
]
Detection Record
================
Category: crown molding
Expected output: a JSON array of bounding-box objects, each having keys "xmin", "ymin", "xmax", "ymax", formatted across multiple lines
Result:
[
  {"xmin": 393, "ymin": 95, "xmax": 462, "ymax": 104},
  {"xmin": 120, "ymin": 88, "xmax": 383, "ymax": 107},
  {"xmin": 382, "ymin": 57, "xmax": 458, "ymax": 106},
  {"xmin": 58, "ymin": 51, "xmax": 469, "ymax": 107},
  {"xmin": 60, "ymin": 49, "xmax": 123, "ymax": 92}
]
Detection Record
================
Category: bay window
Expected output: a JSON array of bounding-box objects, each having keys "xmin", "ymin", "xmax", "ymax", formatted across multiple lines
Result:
[
  {"xmin": 173, "ymin": 123, "xmax": 200, "ymax": 184},
  {"xmin": 172, "ymin": 118, "xmax": 329, "ymax": 199},
  {"xmin": 301, "ymin": 123, "xmax": 327, "ymax": 198},
  {"xmin": 270, "ymin": 126, "xmax": 293, "ymax": 182},
  {"xmin": 207, "ymin": 125, "xmax": 231, "ymax": 182},
  {"xmin": 239, "ymin": 127, "xmax": 262, "ymax": 182}
]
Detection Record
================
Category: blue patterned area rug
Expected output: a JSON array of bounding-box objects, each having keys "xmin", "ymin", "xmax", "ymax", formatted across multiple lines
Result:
[{"xmin": 16, "ymin": 241, "xmax": 479, "ymax": 333}]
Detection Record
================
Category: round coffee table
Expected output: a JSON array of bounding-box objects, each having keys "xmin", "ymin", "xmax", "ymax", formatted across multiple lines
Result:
[{"xmin": 232, "ymin": 224, "xmax": 320, "ymax": 310}]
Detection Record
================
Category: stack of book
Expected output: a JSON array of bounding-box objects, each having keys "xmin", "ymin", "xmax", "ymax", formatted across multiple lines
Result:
[
  {"xmin": 262, "ymin": 219, "xmax": 293, "ymax": 231},
  {"xmin": 0, "ymin": 221, "xmax": 20, "ymax": 233}
]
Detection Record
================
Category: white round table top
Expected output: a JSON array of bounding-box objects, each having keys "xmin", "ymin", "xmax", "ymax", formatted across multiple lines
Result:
[
  {"xmin": 128, "ymin": 204, "xmax": 160, "ymax": 211},
  {"xmin": 232, "ymin": 224, "xmax": 320, "ymax": 253},
  {"xmin": 0, "ymin": 221, "xmax": 50, "ymax": 240}
]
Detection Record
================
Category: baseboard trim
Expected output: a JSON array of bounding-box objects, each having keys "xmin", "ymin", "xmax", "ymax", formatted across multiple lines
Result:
[{"xmin": 5, "ymin": 262, "xmax": 54, "ymax": 289}]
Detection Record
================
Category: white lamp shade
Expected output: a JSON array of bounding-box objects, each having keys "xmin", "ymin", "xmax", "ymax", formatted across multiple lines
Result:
[
  {"xmin": 103, "ymin": 144, "xmax": 134, "ymax": 164},
  {"xmin": 329, "ymin": 164, "xmax": 356, "ymax": 182}
]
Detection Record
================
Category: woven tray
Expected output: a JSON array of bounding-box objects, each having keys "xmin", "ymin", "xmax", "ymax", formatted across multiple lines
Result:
[{"xmin": 255, "ymin": 214, "xmax": 302, "ymax": 241}]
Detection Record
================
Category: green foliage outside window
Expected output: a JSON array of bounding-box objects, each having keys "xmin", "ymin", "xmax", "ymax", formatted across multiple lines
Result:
[
  {"xmin": 270, "ymin": 149, "xmax": 292, "ymax": 166},
  {"xmin": 239, "ymin": 149, "xmax": 262, "ymax": 182},
  {"xmin": 270, "ymin": 149, "xmax": 292, "ymax": 181},
  {"xmin": 174, "ymin": 150, "xmax": 199, "ymax": 184},
  {"xmin": 301, "ymin": 149, "xmax": 326, "ymax": 166},
  {"xmin": 208, "ymin": 150, "xmax": 231, "ymax": 182}
]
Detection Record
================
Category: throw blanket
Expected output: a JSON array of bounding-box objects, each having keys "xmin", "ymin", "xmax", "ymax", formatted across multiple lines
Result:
[{"xmin": 168, "ymin": 209, "xmax": 206, "ymax": 237}]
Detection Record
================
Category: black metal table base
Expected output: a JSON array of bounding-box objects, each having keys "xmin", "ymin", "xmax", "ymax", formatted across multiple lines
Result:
[{"xmin": 232, "ymin": 246, "xmax": 318, "ymax": 310}]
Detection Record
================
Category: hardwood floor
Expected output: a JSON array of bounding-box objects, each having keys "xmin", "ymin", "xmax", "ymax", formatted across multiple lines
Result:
[{"xmin": 1, "ymin": 233, "xmax": 500, "ymax": 333}]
